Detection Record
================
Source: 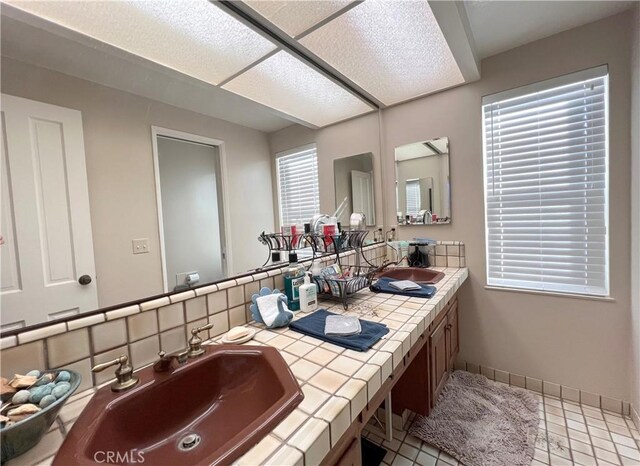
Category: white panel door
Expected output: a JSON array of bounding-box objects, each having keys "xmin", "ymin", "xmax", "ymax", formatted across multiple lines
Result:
[
  {"xmin": 351, "ymin": 170, "xmax": 375, "ymax": 225},
  {"xmin": 0, "ymin": 94, "xmax": 97, "ymax": 329}
]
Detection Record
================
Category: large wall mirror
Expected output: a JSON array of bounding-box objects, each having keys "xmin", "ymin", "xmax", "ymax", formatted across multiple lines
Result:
[
  {"xmin": 0, "ymin": 5, "xmax": 379, "ymax": 331},
  {"xmin": 333, "ymin": 153, "xmax": 376, "ymax": 227},
  {"xmin": 394, "ymin": 137, "xmax": 451, "ymax": 225}
]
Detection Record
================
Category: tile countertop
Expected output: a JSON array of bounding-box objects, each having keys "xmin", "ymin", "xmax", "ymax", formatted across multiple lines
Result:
[{"xmin": 8, "ymin": 267, "xmax": 469, "ymax": 466}]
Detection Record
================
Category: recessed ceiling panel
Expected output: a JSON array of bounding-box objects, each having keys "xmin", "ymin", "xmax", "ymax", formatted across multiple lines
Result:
[
  {"xmin": 300, "ymin": 1, "xmax": 465, "ymax": 105},
  {"xmin": 244, "ymin": 0, "xmax": 354, "ymax": 37},
  {"xmin": 222, "ymin": 50, "xmax": 373, "ymax": 127},
  {"xmin": 5, "ymin": 0, "xmax": 277, "ymax": 85}
]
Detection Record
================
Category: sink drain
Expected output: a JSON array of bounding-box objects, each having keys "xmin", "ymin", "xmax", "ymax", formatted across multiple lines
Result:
[{"xmin": 178, "ymin": 433, "xmax": 201, "ymax": 451}]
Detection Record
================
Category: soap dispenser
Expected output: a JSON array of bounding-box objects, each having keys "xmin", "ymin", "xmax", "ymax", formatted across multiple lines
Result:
[
  {"xmin": 299, "ymin": 273, "xmax": 318, "ymax": 313},
  {"xmin": 283, "ymin": 253, "xmax": 305, "ymax": 311}
]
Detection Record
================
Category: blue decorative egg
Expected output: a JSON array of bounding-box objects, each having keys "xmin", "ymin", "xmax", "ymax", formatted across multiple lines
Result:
[
  {"xmin": 52, "ymin": 383, "xmax": 71, "ymax": 399},
  {"xmin": 25, "ymin": 370, "xmax": 41, "ymax": 378},
  {"xmin": 11, "ymin": 390, "xmax": 30, "ymax": 405},
  {"xmin": 54, "ymin": 371, "xmax": 71, "ymax": 383},
  {"xmin": 28, "ymin": 385, "xmax": 53, "ymax": 404},
  {"xmin": 39, "ymin": 395, "xmax": 56, "ymax": 409}
]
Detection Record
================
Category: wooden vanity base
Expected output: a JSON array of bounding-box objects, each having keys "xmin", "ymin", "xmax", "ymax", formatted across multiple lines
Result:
[{"xmin": 325, "ymin": 294, "xmax": 460, "ymax": 466}]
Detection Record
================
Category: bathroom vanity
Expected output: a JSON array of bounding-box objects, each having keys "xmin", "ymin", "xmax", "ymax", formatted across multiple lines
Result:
[
  {"xmin": 21, "ymin": 264, "xmax": 468, "ymax": 466},
  {"xmin": 3, "ymin": 238, "xmax": 468, "ymax": 466},
  {"xmin": 322, "ymin": 289, "xmax": 461, "ymax": 466}
]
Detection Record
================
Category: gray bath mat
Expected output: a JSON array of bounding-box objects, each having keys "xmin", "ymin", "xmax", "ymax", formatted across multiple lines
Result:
[{"xmin": 409, "ymin": 370, "xmax": 539, "ymax": 466}]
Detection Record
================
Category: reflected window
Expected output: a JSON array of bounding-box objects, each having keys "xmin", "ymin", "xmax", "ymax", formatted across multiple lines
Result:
[
  {"xmin": 405, "ymin": 179, "xmax": 421, "ymax": 217},
  {"xmin": 276, "ymin": 144, "xmax": 320, "ymax": 225}
]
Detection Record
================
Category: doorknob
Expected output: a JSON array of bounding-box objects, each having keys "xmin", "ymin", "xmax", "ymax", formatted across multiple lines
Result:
[{"xmin": 78, "ymin": 275, "xmax": 92, "ymax": 285}]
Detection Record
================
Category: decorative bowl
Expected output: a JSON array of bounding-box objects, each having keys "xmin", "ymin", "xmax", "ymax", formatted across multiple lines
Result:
[{"xmin": 1, "ymin": 370, "xmax": 81, "ymax": 463}]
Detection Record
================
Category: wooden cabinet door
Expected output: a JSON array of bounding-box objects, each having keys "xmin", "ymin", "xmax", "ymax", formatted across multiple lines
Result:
[
  {"xmin": 446, "ymin": 300, "xmax": 459, "ymax": 369},
  {"xmin": 334, "ymin": 437, "xmax": 361, "ymax": 466},
  {"xmin": 392, "ymin": 339, "xmax": 430, "ymax": 416},
  {"xmin": 430, "ymin": 317, "xmax": 448, "ymax": 406}
]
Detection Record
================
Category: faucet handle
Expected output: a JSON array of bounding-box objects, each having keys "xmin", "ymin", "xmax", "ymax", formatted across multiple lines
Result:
[
  {"xmin": 92, "ymin": 355, "xmax": 129, "ymax": 373},
  {"xmin": 190, "ymin": 323, "xmax": 213, "ymax": 337},
  {"xmin": 188, "ymin": 323, "xmax": 213, "ymax": 358},
  {"xmin": 92, "ymin": 355, "xmax": 139, "ymax": 392}
]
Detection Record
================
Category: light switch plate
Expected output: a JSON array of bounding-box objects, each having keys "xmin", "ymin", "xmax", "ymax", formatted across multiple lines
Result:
[{"xmin": 132, "ymin": 238, "xmax": 149, "ymax": 255}]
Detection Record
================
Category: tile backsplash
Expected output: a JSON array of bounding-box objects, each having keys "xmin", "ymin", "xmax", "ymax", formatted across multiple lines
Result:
[
  {"xmin": 388, "ymin": 240, "xmax": 466, "ymax": 268},
  {"xmin": 0, "ymin": 242, "xmax": 391, "ymax": 389}
]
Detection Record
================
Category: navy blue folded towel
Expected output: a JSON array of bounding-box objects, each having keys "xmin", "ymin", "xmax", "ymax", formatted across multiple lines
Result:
[
  {"xmin": 370, "ymin": 277, "xmax": 437, "ymax": 298},
  {"xmin": 289, "ymin": 309, "xmax": 389, "ymax": 352}
]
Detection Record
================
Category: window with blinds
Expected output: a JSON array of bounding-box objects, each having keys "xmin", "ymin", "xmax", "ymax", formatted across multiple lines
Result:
[
  {"xmin": 406, "ymin": 179, "xmax": 421, "ymax": 216},
  {"xmin": 276, "ymin": 144, "xmax": 320, "ymax": 226},
  {"xmin": 482, "ymin": 66, "xmax": 609, "ymax": 297}
]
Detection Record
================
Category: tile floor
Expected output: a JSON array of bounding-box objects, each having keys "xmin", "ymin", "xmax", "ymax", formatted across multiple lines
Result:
[{"xmin": 363, "ymin": 391, "xmax": 640, "ymax": 466}]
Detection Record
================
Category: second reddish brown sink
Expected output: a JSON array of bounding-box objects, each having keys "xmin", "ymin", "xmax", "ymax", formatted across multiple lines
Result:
[
  {"xmin": 53, "ymin": 345, "xmax": 303, "ymax": 466},
  {"xmin": 375, "ymin": 267, "xmax": 445, "ymax": 284}
]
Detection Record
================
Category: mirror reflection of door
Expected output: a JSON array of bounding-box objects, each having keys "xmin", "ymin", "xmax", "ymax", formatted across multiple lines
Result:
[
  {"xmin": 350, "ymin": 170, "xmax": 374, "ymax": 224},
  {"xmin": 1, "ymin": 95, "xmax": 98, "ymax": 330},
  {"xmin": 333, "ymin": 153, "xmax": 376, "ymax": 226},
  {"xmin": 154, "ymin": 132, "xmax": 227, "ymax": 292}
]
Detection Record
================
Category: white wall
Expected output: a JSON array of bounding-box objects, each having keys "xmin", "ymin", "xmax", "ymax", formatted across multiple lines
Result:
[
  {"xmin": 1, "ymin": 57, "xmax": 275, "ymax": 307},
  {"xmin": 630, "ymin": 4, "xmax": 640, "ymax": 419},
  {"xmin": 270, "ymin": 11, "xmax": 635, "ymax": 402}
]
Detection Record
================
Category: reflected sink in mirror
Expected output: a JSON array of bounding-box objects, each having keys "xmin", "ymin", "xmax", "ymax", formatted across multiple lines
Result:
[
  {"xmin": 375, "ymin": 267, "xmax": 445, "ymax": 284},
  {"xmin": 53, "ymin": 346, "xmax": 303, "ymax": 466}
]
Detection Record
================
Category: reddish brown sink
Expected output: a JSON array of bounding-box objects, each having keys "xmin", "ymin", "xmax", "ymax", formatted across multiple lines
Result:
[
  {"xmin": 53, "ymin": 345, "xmax": 303, "ymax": 466},
  {"xmin": 375, "ymin": 267, "xmax": 445, "ymax": 284}
]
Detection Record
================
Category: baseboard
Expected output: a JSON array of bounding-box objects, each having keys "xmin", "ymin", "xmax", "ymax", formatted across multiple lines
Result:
[{"xmin": 456, "ymin": 359, "xmax": 633, "ymax": 418}]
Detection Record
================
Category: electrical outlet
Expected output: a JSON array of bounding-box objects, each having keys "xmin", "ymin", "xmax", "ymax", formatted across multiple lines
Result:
[{"xmin": 132, "ymin": 238, "xmax": 149, "ymax": 255}]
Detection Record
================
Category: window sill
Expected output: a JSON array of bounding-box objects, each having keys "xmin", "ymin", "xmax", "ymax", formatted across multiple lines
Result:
[{"xmin": 484, "ymin": 285, "xmax": 615, "ymax": 303}]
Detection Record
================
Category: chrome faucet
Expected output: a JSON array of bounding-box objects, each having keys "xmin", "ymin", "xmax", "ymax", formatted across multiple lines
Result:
[
  {"xmin": 188, "ymin": 323, "xmax": 214, "ymax": 358},
  {"xmin": 153, "ymin": 348, "xmax": 189, "ymax": 372}
]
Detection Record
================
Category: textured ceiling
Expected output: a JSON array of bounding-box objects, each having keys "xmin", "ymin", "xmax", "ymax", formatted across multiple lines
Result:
[
  {"xmin": 300, "ymin": 1, "xmax": 465, "ymax": 106},
  {"xmin": 244, "ymin": 0, "xmax": 353, "ymax": 37},
  {"xmin": 4, "ymin": 0, "xmax": 277, "ymax": 85},
  {"xmin": 2, "ymin": 0, "xmax": 475, "ymax": 128},
  {"xmin": 222, "ymin": 50, "xmax": 373, "ymax": 127},
  {"xmin": 0, "ymin": 14, "xmax": 295, "ymax": 133}
]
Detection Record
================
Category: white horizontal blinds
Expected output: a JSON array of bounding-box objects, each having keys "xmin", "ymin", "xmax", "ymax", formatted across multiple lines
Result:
[
  {"xmin": 483, "ymin": 66, "xmax": 609, "ymax": 296},
  {"xmin": 406, "ymin": 179, "xmax": 421, "ymax": 216},
  {"xmin": 277, "ymin": 144, "xmax": 320, "ymax": 226}
]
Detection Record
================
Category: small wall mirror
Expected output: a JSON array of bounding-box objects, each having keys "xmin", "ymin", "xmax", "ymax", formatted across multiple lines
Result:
[
  {"xmin": 333, "ymin": 153, "xmax": 376, "ymax": 227},
  {"xmin": 395, "ymin": 137, "xmax": 451, "ymax": 225}
]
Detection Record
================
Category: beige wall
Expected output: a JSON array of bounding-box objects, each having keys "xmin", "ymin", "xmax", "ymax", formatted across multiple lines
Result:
[
  {"xmin": 384, "ymin": 11, "xmax": 633, "ymax": 402},
  {"xmin": 270, "ymin": 12, "xmax": 635, "ymax": 401},
  {"xmin": 269, "ymin": 112, "xmax": 383, "ymax": 231},
  {"xmin": 1, "ymin": 57, "xmax": 275, "ymax": 307},
  {"xmin": 630, "ymin": 5, "xmax": 640, "ymax": 416}
]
